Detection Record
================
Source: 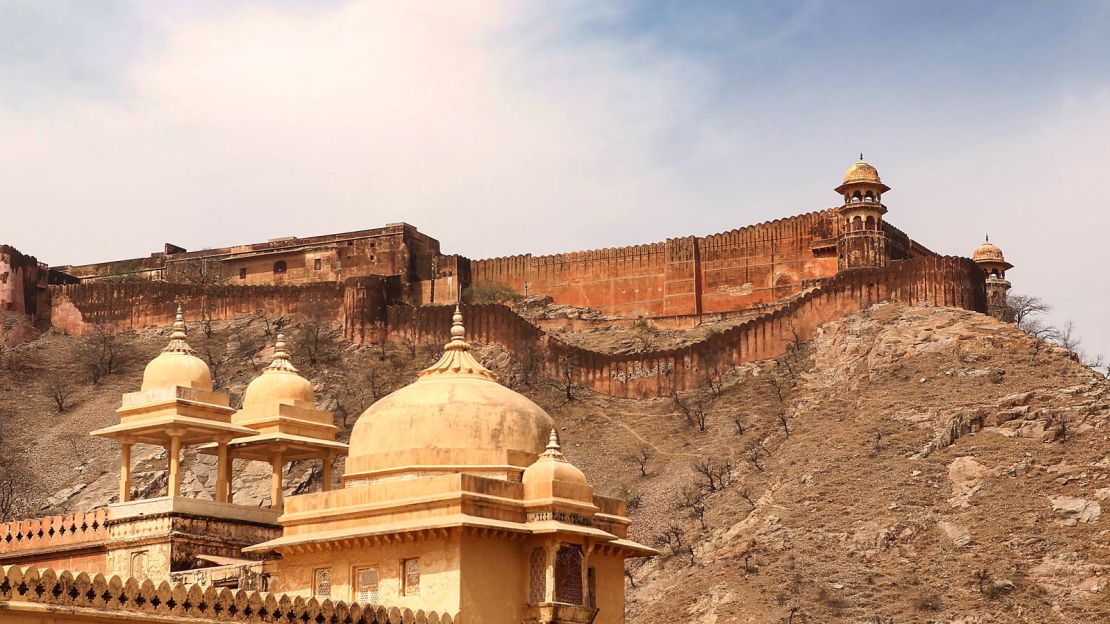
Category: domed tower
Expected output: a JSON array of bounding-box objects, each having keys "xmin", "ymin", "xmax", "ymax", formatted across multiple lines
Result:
[
  {"xmin": 972, "ymin": 236, "xmax": 1014, "ymax": 321},
  {"xmin": 835, "ymin": 155, "xmax": 891, "ymax": 270}
]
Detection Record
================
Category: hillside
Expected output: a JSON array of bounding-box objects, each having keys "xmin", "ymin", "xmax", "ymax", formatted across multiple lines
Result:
[{"xmin": 1, "ymin": 302, "xmax": 1108, "ymax": 622}]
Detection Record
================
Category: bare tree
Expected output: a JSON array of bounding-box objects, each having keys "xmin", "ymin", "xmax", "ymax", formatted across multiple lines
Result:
[
  {"xmin": 1054, "ymin": 320, "xmax": 1082, "ymax": 359},
  {"xmin": 731, "ymin": 413, "xmax": 746, "ymax": 435},
  {"xmin": 738, "ymin": 488, "xmax": 757, "ymax": 509},
  {"xmin": 77, "ymin": 323, "xmax": 131, "ymax": 384},
  {"xmin": 558, "ymin": 354, "xmax": 578, "ymax": 401},
  {"xmin": 676, "ymin": 486, "xmax": 707, "ymax": 529},
  {"xmin": 671, "ymin": 390, "xmax": 709, "ymax": 432},
  {"xmin": 45, "ymin": 370, "xmax": 76, "ymax": 412},
  {"xmin": 705, "ymin": 365, "xmax": 725, "ymax": 398},
  {"xmin": 626, "ymin": 446, "xmax": 654, "ymax": 477},
  {"xmin": 776, "ymin": 409, "xmax": 790, "ymax": 438},
  {"xmin": 692, "ymin": 458, "xmax": 733, "ymax": 492},
  {"xmin": 292, "ymin": 302, "xmax": 341, "ymax": 366},
  {"xmin": 516, "ymin": 343, "xmax": 545, "ymax": 388},
  {"xmin": 747, "ymin": 446, "xmax": 765, "ymax": 472},
  {"xmin": 1007, "ymin": 293, "xmax": 1050, "ymax": 329},
  {"xmin": 170, "ymin": 258, "xmax": 228, "ymax": 286}
]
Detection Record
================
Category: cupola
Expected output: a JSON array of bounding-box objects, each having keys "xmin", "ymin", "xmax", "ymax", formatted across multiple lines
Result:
[
  {"xmin": 140, "ymin": 305, "xmax": 213, "ymax": 392},
  {"xmin": 345, "ymin": 306, "xmax": 554, "ymax": 485}
]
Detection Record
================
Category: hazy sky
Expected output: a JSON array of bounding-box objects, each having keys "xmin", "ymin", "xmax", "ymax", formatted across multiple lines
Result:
[{"xmin": 2, "ymin": 1, "xmax": 1109, "ymax": 359}]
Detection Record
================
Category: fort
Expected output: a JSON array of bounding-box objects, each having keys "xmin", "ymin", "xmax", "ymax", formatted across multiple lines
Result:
[
  {"xmin": 4, "ymin": 158, "xmax": 1013, "ymax": 398},
  {"xmin": 0, "ymin": 158, "xmax": 1020, "ymax": 623}
]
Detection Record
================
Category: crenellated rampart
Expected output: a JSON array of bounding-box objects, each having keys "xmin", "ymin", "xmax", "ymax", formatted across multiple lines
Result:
[
  {"xmin": 0, "ymin": 565, "xmax": 455, "ymax": 623},
  {"xmin": 0, "ymin": 245, "xmax": 50, "ymax": 324},
  {"xmin": 0, "ymin": 509, "xmax": 109, "ymax": 557},
  {"xmin": 364, "ymin": 256, "xmax": 986, "ymax": 398}
]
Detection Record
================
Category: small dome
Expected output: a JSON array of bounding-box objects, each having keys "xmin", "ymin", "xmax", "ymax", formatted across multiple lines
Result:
[
  {"xmin": 346, "ymin": 307, "xmax": 554, "ymax": 481},
  {"xmin": 141, "ymin": 306, "xmax": 213, "ymax": 392},
  {"xmin": 843, "ymin": 158, "xmax": 882, "ymax": 185},
  {"xmin": 522, "ymin": 430, "xmax": 588, "ymax": 488},
  {"xmin": 242, "ymin": 334, "xmax": 314, "ymax": 411},
  {"xmin": 972, "ymin": 239, "xmax": 1006, "ymax": 263}
]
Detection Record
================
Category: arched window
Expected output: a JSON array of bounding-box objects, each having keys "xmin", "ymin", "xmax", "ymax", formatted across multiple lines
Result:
[
  {"xmin": 864, "ymin": 191, "xmax": 874, "ymax": 202},
  {"xmin": 273, "ymin": 260, "xmax": 287, "ymax": 274},
  {"xmin": 851, "ymin": 191, "xmax": 862, "ymax": 203},
  {"xmin": 853, "ymin": 216, "xmax": 863, "ymax": 231},
  {"xmin": 529, "ymin": 548, "xmax": 546, "ymax": 604},
  {"xmin": 865, "ymin": 216, "xmax": 876, "ymax": 230},
  {"xmin": 554, "ymin": 544, "xmax": 583, "ymax": 604}
]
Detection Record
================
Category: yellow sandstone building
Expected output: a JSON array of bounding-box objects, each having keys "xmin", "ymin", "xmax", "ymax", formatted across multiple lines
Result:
[{"xmin": 0, "ymin": 306, "xmax": 653, "ymax": 624}]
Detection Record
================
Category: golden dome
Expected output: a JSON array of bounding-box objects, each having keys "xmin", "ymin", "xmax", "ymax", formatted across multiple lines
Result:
[
  {"xmin": 843, "ymin": 158, "xmax": 882, "ymax": 185},
  {"xmin": 522, "ymin": 430, "xmax": 588, "ymax": 488},
  {"xmin": 345, "ymin": 307, "xmax": 555, "ymax": 483},
  {"xmin": 972, "ymin": 239, "xmax": 1005, "ymax": 263},
  {"xmin": 241, "ymin": 333, "xmax": 314, "ymax": 412},
  {"xmin": 141, "ymin": 305, "xmax": 213, "ymax": 392}
]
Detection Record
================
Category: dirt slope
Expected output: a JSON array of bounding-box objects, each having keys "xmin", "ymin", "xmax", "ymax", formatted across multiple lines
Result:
[{"xmin": 2, "ymin": 303, "xmax": 1108, "ymax": 622}]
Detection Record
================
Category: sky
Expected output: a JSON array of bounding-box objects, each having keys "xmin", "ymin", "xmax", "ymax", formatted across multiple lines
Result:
[{"xmin": 2, "ymin": 0, "xmax": 1109, "ymax": 360}]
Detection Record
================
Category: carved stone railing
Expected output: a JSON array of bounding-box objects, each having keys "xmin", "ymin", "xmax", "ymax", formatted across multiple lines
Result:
[
  {"xmin": 0, "ymin": 565, "xmax": 456, "ymax": 623},
  {"xmin": 0, "ymin": 509, "xmax": 109, "ymax": 556}
]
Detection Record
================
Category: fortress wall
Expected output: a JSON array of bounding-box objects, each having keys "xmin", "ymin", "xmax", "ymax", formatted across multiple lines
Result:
[
  {"xmin": 0, "ymin": 245, "xmax": 49, "ymax": 323},
  {"xmin": 469, "ymin": 211, "xmax": 848, "ymax": 317},
  {"xmin": 366, "ymin": 256, "xmax": 985, "ymax": 399},
  {"xmin": 48, "ymin": 278, "xmax": 395, "ymax": 336}
]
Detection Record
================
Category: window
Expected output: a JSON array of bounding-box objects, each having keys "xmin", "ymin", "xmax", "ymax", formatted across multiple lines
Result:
[
  {"xmin": 313, "ymin": 258, "xmax": 322, "ymax": 271},
  {"xmin": 528, "ymin": 548, "xmax": 546, "ymax": 604},
  {"xmin": 273, "ymin": 260, "xmax": 287, "ymax": 274},
  {"xmin": 354, "ymin": 567, "xmax": 379, "ymax": 604},
  {"xmin": 402, "ymin": 558, "xmax": 420, "ymax": 595},
  {"xmin": 239, "ymin": 267, "xmax": 247, "ymax": 280},
  {"xmin": 314, "ymin": 568, "xmax": 332, "ymax": 599},
  {"xmin": 554, "ymin": 544, "xmax": 583, "ymax": 604}
]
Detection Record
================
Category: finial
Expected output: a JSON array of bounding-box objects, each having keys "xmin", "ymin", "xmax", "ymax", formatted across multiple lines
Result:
[
  {"xmin": 985, "ymin": 233, "xmax": 989, "ymax": 242},
  {"xmin": 267, "ymin": 332, "xmax": 298, "ymax": 372},
  {"xmin": 541, "ymin": 428, "xmax": 567, "ymax": 459},
  {"xmin": 448, "ymin": 304, "xmax": 467, "ymax": 344},
  {"xmin": 859, "ymin": 151, "xmax": 864, "ymax": 161},
  {"xmin": 163, "ymin": 304, "xmax": 196, "ymax": 355}
]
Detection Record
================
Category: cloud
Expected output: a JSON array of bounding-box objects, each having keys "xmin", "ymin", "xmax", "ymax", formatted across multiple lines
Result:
[{"xmin": 0, "ymin": 0, "xmax": 1108, "ymax": 360}]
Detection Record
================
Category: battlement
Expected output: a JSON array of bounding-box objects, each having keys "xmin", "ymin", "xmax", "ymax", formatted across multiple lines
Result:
[
  {"xmin": 0, "ymin": 510, "xmax": 109, "ymax": 557},
  {"xmin": 0, "ymin": 565, "xmax": 455, "ymax": 623}
]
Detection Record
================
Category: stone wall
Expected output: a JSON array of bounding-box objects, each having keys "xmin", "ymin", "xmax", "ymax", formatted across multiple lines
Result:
[
  {"xmin": 366, "ymin": 257, "xmax": 987, "ymax": 399},
  {"xmin": 0, "ymin": 245, "xmax": 49, "ymax": 324},
  {"xmin": 48, "ymin": 277, "xmax": 398, "ymax": 336},
  {"xmin": 470, "ymin": 211, "xmax": 858, "ymax": 317},
  {"xmin": 0, "ymin": 565, "xmax": 454, "ymax": 623}
]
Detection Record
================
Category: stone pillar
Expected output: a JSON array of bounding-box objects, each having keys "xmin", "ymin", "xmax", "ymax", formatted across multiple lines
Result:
[
  {"xmin": 215, "ymin": 441, "xmax": 230, "ymax": 503},
  {"xmin": 582, "ymin": 542, "xmax": 595, "ymax": 608},
  {"xmin": 270, "ymin": 450, "xmax": 285, "ymax": 510},
  {"xmin": 119, "ymin": 442, "xmax": 132, "ymax": 503},
  {"xmin": 544, "ymin": 541, "xmax": 557, "ymax": 603},
  {"xmin": 321, "ymin": 454, "xmax": 333, "ymax": 492},
  {"xmin": 985, "ymin": 276, "xmax": 1012, "ymax": 322},
  {"xmin": 167, "ymin": 433, "xmax": 183, "ymax": 498}
]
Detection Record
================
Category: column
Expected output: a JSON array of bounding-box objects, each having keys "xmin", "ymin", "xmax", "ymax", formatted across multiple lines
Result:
[
  {"xmin": 215, "ymin": 441, "xmax": 230, "ymax": 503},
  {"xmin": 270, "ymin": 449, "xmax": 285, "ymax": 510},
  {"xmin": 167, "ymin": 433, "xmax": 183, "ymax": 498},
  {"xmin": 320, "ymin": 453, "xmax": 333, "ymax": 492},
  {"xmin": 544, "ymin": 542, "xmax": 557, "ymax": 603},
  {"xmin": 119, "ymin": 442, "xmax": 132, "ymax": 503}
]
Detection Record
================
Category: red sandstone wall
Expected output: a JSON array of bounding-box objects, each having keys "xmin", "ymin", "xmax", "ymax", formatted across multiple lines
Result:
[
  {"xmin": 470, "ymin": 211, "xmax": 853, "ymax": 317},
  {"xmin": 367, "ymin": 257, "xmax": 986, "ymax": 399}
]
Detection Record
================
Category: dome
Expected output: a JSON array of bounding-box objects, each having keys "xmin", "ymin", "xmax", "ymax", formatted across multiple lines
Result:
[
  {"xmin": 241, "ymin": 333, "xmax": 314, "ymax": 412},
  {"xmin": 345, "ymin": 307, "xmax": 555, "ymax": 483},
  {"xmin": 972, "ymin": 239, "xmax": 1005, "ymax": 263},
  {"xmin": 522, "ymin": 430, "xmax": 588, "ymax": 488},
  {"xmin": 141, "ymin": 306, "xmax": 213, "ymax": 392},
  {"xmin": 843, "ymin": 158, "xmax": 882, "ymax": 185}
]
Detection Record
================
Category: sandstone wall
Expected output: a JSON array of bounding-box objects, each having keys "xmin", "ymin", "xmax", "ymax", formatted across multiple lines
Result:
[
  {"xmin": 0, "ymin": 245, "xmax": 49, "ymax": 323},
  {"xmin": 366, "ymin": 257, "xmax": 986, "ymax": 399},
  {"xmin": 48, "ymin": 277, "xmax": 397, "ymax": 336},
  {"xmin": 0, "ymin": 509, "xmax": 109, "ymax": 575},
  {"xmin": 470, "ymin": 211, "xmax": 856, "ymax": 317}
]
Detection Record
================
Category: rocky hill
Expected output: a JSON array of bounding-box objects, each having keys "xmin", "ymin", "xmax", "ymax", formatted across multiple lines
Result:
[{"xmin": 1, "ymin": 302, "xmax": 1107, "ymax": 622}]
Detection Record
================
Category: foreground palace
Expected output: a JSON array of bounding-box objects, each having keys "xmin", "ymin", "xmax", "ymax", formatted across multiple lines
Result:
[{"xmin": 0, "ymin": 159, "xmax": 1017, "ymax": 622}]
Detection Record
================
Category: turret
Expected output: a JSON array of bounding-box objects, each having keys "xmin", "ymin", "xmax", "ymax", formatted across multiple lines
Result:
[
  {"xmin": 835, "ymin": 155, "xmax": 890, "ymax": 270},
  {"xmin": 972, "ymin": 236, "xmax": 1014, "ymax": 321}
]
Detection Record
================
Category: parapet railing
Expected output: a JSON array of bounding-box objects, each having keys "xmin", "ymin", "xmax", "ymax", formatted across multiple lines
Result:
[
  {"xmin": 0, "ymin": 509, "xmax": 109, "ymax": 555},
  {"xmin": 0, "ymin": 565, "xmax": 455, "ymax": 624}
]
